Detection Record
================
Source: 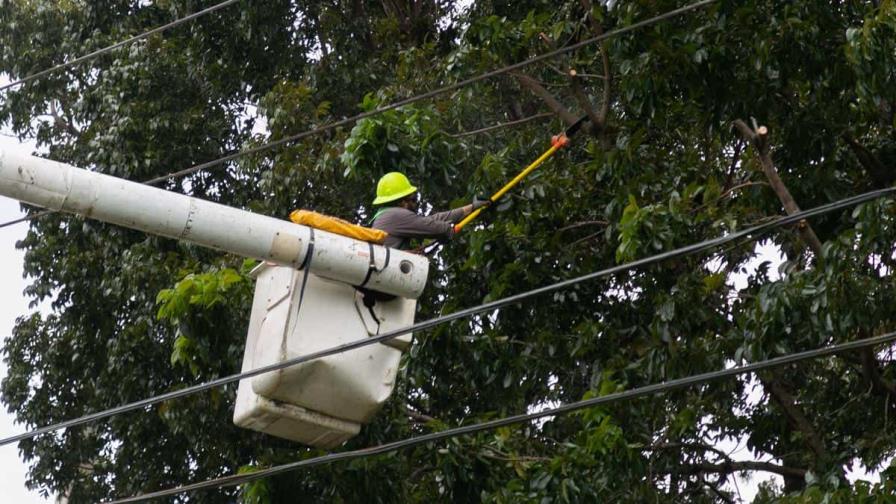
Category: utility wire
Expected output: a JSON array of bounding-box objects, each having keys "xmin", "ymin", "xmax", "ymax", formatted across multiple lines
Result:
[
  {"xmin": 0, "ymin": 112, "xmax": 552, "ymax": 230},
  {"xmin": 0, "ymin": 0, "xmax": 241, "ymax": 94},
  {"xmin": 0, "ymin": 111, "xmax": 550, "ymax": 229},
  {"xmin": 0, "ymin": 0, "xmax": 239, "ymax": 229},
  {"xmin": 0, "ymin": 211, "xmax": 46, "ymax": 229},
  {"xmin": 448, "ymin": 113, "xmax": 554, "ymax": 137},
  {"xmin": 0, "ymin": 0, "xmax": 717, "ymax": 229},
  {"xmin": 2, "ymin": 185, "xmax": 892, "ymax": 449},
  {"xmin": 107, "ymin": 330, "xmax": 896, "ymax": 503},
  {"xmin": 127, "ymin": 0, "xmax": 718, "ymax": 183}
]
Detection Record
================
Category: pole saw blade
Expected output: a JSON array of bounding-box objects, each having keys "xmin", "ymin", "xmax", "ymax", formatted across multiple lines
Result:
[{"xmin": 564, "ymin": 115, "xmax": 590, "ymax": 138}]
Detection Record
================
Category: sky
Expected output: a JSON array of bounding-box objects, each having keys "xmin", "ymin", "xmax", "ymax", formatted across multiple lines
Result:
[{"xmin": 0, "ymin": 135, "xmax": 50, "ymax": 503}]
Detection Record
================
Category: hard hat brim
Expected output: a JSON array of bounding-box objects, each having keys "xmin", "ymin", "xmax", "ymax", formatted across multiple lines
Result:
[{"xmin": 372, "ymin": 185, "xmax": 418, "ymax": 205}]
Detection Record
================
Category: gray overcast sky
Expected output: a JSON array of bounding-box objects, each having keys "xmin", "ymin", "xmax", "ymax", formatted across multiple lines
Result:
[{"xmin": 0, "ymin": 135, "xmax": 51, "ymax": 503}]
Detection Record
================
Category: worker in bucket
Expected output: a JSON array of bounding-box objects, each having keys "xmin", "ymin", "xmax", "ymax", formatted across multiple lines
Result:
[{"xmin": 370, "ymin": 172, "xmax": 490, "ymax": 250}]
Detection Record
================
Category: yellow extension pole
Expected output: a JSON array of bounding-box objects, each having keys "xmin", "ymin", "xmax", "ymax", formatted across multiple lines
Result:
[{"xmin": 453, "ymin": 140, "xmax": 564, "ymax": 233}]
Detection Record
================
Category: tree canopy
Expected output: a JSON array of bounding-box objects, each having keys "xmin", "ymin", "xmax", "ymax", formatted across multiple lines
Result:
[{"xmin": 2, "ymin": 0, "xmax": 896, "ymax": 502}]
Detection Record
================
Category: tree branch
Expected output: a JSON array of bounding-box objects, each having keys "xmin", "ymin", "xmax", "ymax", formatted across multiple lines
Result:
[
  {"xmin": 405, "ymin": 405, "xmax": 436, "ymax": 424},
  {"xmin": 723, "ymin": 140, "xmax": 745, "ymax": 191},
  {"xmin": 569, "ymin": 231, "xmax": 603, "ymax": 247},
  {"xmin": 733, "ymin": 119, "xmax": 824, "ymax": 256},
  {"xmin": 842, "ymin": 132, "xmax": 893, "ymax": 186},
  {"xmin": 557, "ymin": 219, "xmax": 609, "ymax": 232},
  {"xmin": 651, "ymin": 440, "xmax": 807, "ymax": 493},
  {"xmin": 544, "ymin": 62, "xmax": 570, "ymax": 77},
  {"xmin": 674, "ymin": 460, "xmax": 807, "ymax": 479},
  {"xmin": 579, "ymin": 0, "xmax": 611, "ymax": 127},
  {"xmin": 50, "ymin": 100, "xmax": 81, "ymax": 137},
  {"xmin": 691, "ymin": 181, "xmax": 770, "ymax": 213},
  {"xmin": 648, "ymin": 441, "xmax": 730, "ymax": 462},
  {"xmin": 879, "ymin": 98, "xmax": 894, "ymax": 129},
  {"xmin": 858, "ymin": 344, "xmax": 896, "ymax": 403},
  {"xmin": 513, "ymin": 73, "xmax": 579, "ymax": 126},
  {"xmin": 539, "ymin": 21, "xmax": 607, "ymax": 136},
  {"xmin": 479, "ymin": 449, "xmax": 550, "ymax": 463},
  {"xmin": 761, "ymin": 373, "xmax": 828, "ymax": 461},
  {"xmin": 702, "ymin": 476, "xmax": 736, "ymax": 504},
  {"xmin": 568, "ymin": 69, "xmax": 601, "ymax": 134},
  {"xmin": 409, "ymin": 464, "xmax": 435, "ymax": 481},
  {"xmin": 716, "ymin": 181, "xmax": 769, "ymax": 202}
]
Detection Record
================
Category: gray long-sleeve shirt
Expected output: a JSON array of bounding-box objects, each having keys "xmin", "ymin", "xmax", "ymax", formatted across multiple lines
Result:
[{"xmin": 371, "ymin": 207, "xmax": 468, "ymax": 249}]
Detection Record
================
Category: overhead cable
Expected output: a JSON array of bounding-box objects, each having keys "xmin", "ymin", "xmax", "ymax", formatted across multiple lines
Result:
[
  {"xmin": 0, "ymin": 0, "xmax": 241, "ymax": 94},
  {"xmin": 0, "ymin": 111, "xmax": 551, "ymax": 230},
  {"xmin": 0, "ymin": 112, "xmax": 552, "ymax": 230},
  {"xmin": 0, "ymin": 211, "xmax": 45, "ymax": 229},
  {"xmin": 107, "ymin": 330, "xmax": 896, "ymax": 503},
  {"xmin": 2, "ymin": 185, "xmax": 892, "ymax": 449},
  {"xmin": 0, "ymin": 0, "xmax": 240, "ymax": 230},
  {"xmin": 0, "ymin": 0, "xmax": 717, "ymax": 229},
  {"xmin": 127, "ymin": 0, "xmax": 719, "ymax": 184},
  {"xmin": 447, "ymin": 112, "xmax": 554, "ymax": 137}
]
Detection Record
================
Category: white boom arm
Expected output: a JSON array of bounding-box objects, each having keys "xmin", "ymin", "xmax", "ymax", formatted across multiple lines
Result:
[{"xmin": 0, "ymin": 148, "xmax": 428, "ymax": 299}]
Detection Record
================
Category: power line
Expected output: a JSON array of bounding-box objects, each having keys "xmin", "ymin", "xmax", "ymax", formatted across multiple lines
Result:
[
  {"xmin": 106, "ymin": 330, "xmax": 896, "ymax": 503},
  {"xmin": 0, "ymin": 211, "xmax": 46, "ymax": 229},
  {"xmin": 0, "ymin": 111, "xmax": 551, "ymax": 230},
  {"xmin": 132, "ymin": 0, "xmax": 718, "ymax": 183},
  {"xmin": 447, "ymin": 112, "xmax": 554, "ymax": 137},
  {"xmin": 0, "ymin": 112, "xmax": 550, "ymax": 230},
  {"xmin": 2, "ymin": 185, "xmax": 892, "ymax": 449},
  {"xmin": 0, "ymin": 0, "xmax": 717, "ymax": 229},
  {"xmin": 0, "ymin": 0, "xmax": 240, "ymax": 229},
  {"xmin": 0, "ymin": 0, "xmax": 241, "ymax": 94}
]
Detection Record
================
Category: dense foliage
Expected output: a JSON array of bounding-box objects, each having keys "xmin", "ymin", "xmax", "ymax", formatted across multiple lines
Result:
[{"xmin": 2, "ymin": 0, "xmax": 896, "ymax": 502}]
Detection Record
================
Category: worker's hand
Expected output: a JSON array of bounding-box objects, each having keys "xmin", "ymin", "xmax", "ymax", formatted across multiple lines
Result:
[{"xmin": 471, "ymin": 195, "xmax": 492, "ymax": 210}]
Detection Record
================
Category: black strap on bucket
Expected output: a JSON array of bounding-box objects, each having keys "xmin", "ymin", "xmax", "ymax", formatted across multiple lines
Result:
[
  {"xmin": 358, "ymin": 242, "xmax": 390, "ymax": 288},
  {"xmin": 356, "ymin": 243, "xmax": 396, "ymax": 334},
  {"xmin": 295, "ymin": 228, "xmax": 315, "ymax": 317},
  {"xmin": 361, "ymin": 287, "xmax": 381, "ymax": 335}
]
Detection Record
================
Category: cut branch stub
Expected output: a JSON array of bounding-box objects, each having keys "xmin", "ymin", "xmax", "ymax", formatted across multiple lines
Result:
[{"xmin": 732, "ymin": 119, "xmax": 824, "ymax": 256}]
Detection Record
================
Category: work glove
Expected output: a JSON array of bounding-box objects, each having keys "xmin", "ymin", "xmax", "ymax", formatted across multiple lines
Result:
[{"xmin": 472, "ymin": 195, "xmax": 492, "ymax": 210}]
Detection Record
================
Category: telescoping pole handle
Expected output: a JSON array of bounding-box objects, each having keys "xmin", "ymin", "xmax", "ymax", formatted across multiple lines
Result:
[
  {"xmin": 452, "ymin": 133, "xmax": 571, "ymax": 234},
  {"xmin": 424, "ymin": 116, "xmax": 588, "ymax": 254}
]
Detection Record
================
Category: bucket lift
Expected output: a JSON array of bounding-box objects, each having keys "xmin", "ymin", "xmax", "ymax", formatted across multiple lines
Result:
[
  {"xmin": 0, "ymin": 149, "xmax": 429, "ymax": 448},
  {"xmin": 233, "ymin": 263, "xmax": 421, "ymax": 448}
]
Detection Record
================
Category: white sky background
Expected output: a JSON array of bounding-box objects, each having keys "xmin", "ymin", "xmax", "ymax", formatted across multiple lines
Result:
[
  {"xmin": 718, "ymin": 242, "xmax": 785, "ymax": 500},
  {"xmin": 0, "ymin": 135, "xmax": 50, "ymax": 503}
]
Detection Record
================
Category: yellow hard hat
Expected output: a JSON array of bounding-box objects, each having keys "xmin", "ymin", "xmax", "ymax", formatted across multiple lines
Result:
[{"xmin": 373, "ymin": 172, "xmax": 418, "ymax": 205}]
